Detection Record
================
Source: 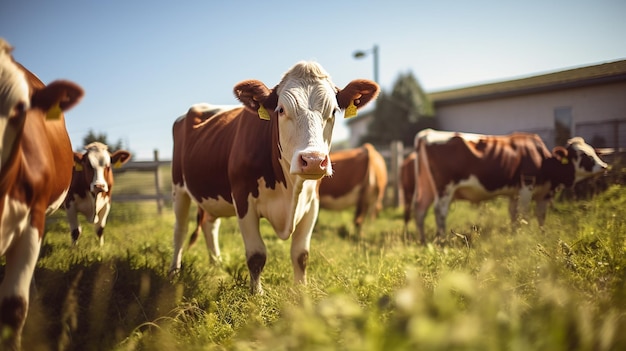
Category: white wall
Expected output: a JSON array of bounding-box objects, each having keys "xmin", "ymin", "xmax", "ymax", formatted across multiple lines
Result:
[{"xmin": 436, "ymin": 81, "xmax": 626, "ymax": 148}]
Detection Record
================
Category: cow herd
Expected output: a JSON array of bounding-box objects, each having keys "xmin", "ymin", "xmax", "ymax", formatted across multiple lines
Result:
[{"xmin": 0, "ymin": 37, "xmax": 610, "ymax": 350}]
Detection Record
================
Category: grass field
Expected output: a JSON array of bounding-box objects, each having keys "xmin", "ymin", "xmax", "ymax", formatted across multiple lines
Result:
[{"xmin": 14, "ymin": 178, "xmax": 626, "ymax": 350}]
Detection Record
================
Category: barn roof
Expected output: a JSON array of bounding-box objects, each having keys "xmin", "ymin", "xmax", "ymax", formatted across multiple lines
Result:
[{"xmin": 429, "ymin": 59, "xmax": 626, "ymax": 106}]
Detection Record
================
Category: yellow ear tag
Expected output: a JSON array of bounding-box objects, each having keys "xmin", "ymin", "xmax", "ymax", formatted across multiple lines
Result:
[
  {"xmin": 344, "ymin": 100, "xmax": 358, "ymax": 119},
  {"xmin": 46, "ymin": 103, "xmax": 62, "ymax": 120},
  {"xmin": 561, "ymin": 157, "xmax": 569, "ymax": 165},
  {"xmin": 114, "ymin": 160, "xmax": 123, "ymax": 168},
  {"xmin": 258, "ymin": 105, "xmax": 271, "ymax": 121},
  {"xmin": 74, "ymin": 162, "xmax": 83, "ymax": 171}
]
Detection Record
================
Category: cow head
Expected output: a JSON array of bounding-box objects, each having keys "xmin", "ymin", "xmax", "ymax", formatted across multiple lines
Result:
[
  {"xmin": 234, "ymin": 61, "xmax": 379, "ymax": 180},
  {"xmin": 551, "ymin": 137, "xmax": 608, "ymax": 184},
  {"xmin": 563, "ymin": 137, "xmax": 608, "ymax": 182},
  {"xmin": 0, "ymin": 41, "xmax": 29, "ymax": 173},
  {"xmin": 0, "ymin": 39, "xmax": 83, "ymax": 174},
  {"xmin": 74, "ymin": 142, "xmax": 131, "ymax": 194}
]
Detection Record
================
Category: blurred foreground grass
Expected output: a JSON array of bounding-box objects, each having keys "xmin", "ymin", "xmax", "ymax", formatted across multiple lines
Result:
[{"xmin": 14, "ymin": 184, "xmax": 626, "ymax": 351}]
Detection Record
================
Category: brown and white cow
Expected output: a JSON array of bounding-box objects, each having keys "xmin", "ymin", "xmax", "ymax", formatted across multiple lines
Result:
[
  {"xmin": 0, "ymin": 39, "xmax": 83, "ymax": 350},
  {"xmin": 169, "ymin": 61, "xmax": 378, "ymax": 293},
  {"xmin": 319, "ymin": 143, "xmax": 388, "ymax": 235},
  {"xmin": 410, "ymin": 128, "xmax": 608, "ymax": 244},
  {"xmin": 64, "ymin": 142, "xmax": 131, "ymax": 246}
]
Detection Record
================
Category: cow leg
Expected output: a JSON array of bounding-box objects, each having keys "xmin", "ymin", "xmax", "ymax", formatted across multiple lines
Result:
[
  {"xmin": 516, "ymin": 183, "xmax": 534, "ymax": 224},
  {"xmin": 65, "ymin": 203, "xmax": 82, "ymax": 245},
  {"xmin": 413, "ymin": 175, "xmax": 435, "ymax": 245},
  {"xmin": 353, "ymin": 190, "xmax": 370, "ymax": 238},
  {"xmin": 433, "ymin": 194, "xmax": 452, "ymax": 243},
  {"xmin": 169, "ymin": 186, "xmax": 192, "ymax": 277},
  {"xmin": 238, "ymin": 213, "xmax": 266, "ymax": 294},
  {"xmin": 535, "ymin": 198, "xmax": 549, "ymax": 228},
  {"xmin": 291, "ymin": 200, "xmax": 318, "ymax": 285},
  {"xmin": 0, "ymin": 225, "xmax": 41, "ymax": 351},
  {"xmin": 413, "ymin": 201, "xmax": 429, "ymax": 245},
  {"xmin": 200, "ymin": 215, "xmax": 222, "ymax": 263},
  {"xmin": 94, "ymin": 200, "xmax": 111, "ymax": 246}
]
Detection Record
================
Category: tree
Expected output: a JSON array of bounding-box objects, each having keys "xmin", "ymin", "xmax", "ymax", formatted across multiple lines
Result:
[
  {"xmin": 361, "ymin": 71, "xmax": 438, "ymax": 146},
  {"xmin": 81, "ymin": 129, "xmax": 124, "ymax": 152}
]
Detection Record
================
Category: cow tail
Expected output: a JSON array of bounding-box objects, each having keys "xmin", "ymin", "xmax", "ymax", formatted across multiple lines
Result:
[{"xmin": 188, "ymin": 207, "xmax": 205, "ymax": 248}]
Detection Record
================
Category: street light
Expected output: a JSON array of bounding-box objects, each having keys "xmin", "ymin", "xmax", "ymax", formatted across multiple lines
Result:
[{"xmin": 353, "ymin": 44, "xmax": 379, "ymax": 84}]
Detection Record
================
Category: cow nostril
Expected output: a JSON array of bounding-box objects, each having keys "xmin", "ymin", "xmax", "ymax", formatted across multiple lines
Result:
[
  {"xmin": 320, "ymin": 157, "xmax": 328, "ymax": 169},
  {"xmin": 300, "ymin": 156, "xmax": 308, "ymax": 167},
  {"xmin": 92, "ymin": 184, "xmax": 106, "ymax": 193}
]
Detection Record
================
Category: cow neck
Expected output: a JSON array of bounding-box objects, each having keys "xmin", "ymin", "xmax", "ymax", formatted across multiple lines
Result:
[
  {"xmin": 230, "ymin": 109, "xmax": 286, "ymax": 219},
  {"xmin": 540, "ymin": 155, "xmax": 575, "ymax": 190},
  {"xmin": 0, "ymin": 146, "xmax": 23, "ymax": 206},
  {"xmin": 270, "ymin": 112, "xmax": 287, "ymax": 187},
  {"xmin": 267, "ymin": 113, "xmax": 319, "ymax": 240}
]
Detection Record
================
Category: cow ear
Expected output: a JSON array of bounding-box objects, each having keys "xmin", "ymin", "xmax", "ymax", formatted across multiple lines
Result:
[
  {"xmin": 31, "ymin": 80, "xmax": 84, "ymax": 120},
  {"xmin": 552, "ymin": 146, "xmax": 569, "ymax": 165},
  {"xmin": 336, "ymin": 79, "xmax": 380, "ymax": 118},
  {"xmin": 110, "ymin": 150, "xmax": 132, "ymax": 168},
  {"xmin": 233, "ymin": 80, "xmax": 277, "ymax": 120},
  {"xmin": 73, "ymin": 152, "xmax": 84, "ymax": 171}
]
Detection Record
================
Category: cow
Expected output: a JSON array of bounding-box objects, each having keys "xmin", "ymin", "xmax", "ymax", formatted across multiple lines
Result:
[
  {"xmin": 64, "ymin": 142, "xmax": 131, "ymax": 246},
  {"xmin": 0, "ymin": 38, "xmax": 83, "ymax": 350},
  {"xmin": 410, "ymin": 128, "xmax": 608, "ymax": 244},
  {"xmin": 318, "ymin": 143, "xmax": 388, "ymax": 236},
  {"xmin": 169, "ymin": 61, "xmax": 379, "ymax": 294},
  {"xmin": 400, "ymin": 151, "xmax": 417, "ymax": 237}
]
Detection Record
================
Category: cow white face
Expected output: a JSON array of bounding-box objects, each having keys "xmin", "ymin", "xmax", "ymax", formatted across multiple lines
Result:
[
  {"xmin": 0, "ymin": 42, "xmax": 30, "ymax": 173},
  {"xmin": 566, "ymin": 137, "xmax": 608, "ymax": 182},
  {"xmin": 83, "ymin": 142, "xmax": 113, "ymax": 193},
  {"xmin": 276, "ymin": 63, "xmax": 338, "ymax": 180}
]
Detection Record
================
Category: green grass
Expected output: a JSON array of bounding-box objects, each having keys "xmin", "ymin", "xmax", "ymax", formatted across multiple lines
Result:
[{"xmin": 15, "ymin": 184, "xmax": 626, "ymax": 351}]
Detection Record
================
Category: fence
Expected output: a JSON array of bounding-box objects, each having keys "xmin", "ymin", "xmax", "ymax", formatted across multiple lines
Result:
[
  {"xmin": 377, "ymin": 141, "xmax": 410, "ymax": 208},
  {"xmin": 112, "ymin": 150, "xmax": 170, "ymax": 214},
  {"xmin": 111, "ymin": 144, "xmax": 412, "ymax": 215},
  {"xmin": 576, "ymin": 119, "xmax": 626, "ymax": 149}
]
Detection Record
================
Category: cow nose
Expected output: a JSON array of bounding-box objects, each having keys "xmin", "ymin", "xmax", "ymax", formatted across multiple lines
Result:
[
  {"xmin": 298, "ymin": 151, "xmax": 329, "ymax": 178},
  {"xmin": 92, "ymin": 183, "xmax": 106, "ymax": 193}
]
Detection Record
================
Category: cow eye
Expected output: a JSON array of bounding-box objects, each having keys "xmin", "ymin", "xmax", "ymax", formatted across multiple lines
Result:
[
  {"xmin": 11, "ymin": 101, "xmax": 26, "ymax": 117},
  {"xmin": 278, "ymin": 107, "xmax": 285, "ymax": 115}
]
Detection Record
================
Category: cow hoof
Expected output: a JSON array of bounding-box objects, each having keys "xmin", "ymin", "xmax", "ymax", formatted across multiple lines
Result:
[
  {"xmin": 168, "ymin": 268, "xmax": 181, "ymax": 280},
  {"xmin": 209, "ymin": 254, "xmax": 222, "ymax": 265},
  {"xmin": 250, "ymin": 285, "xmax": 264, "ymax": 295}
]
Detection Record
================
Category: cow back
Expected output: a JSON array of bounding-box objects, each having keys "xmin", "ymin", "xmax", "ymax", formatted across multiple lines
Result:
[{"xmin": 421, "ymin": 132, "xmax": 552, "ymax": 198}]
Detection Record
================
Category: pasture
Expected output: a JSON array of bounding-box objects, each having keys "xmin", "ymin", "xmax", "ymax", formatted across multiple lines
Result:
[{"xmin": 12, "ymin": 167, "xmax": 626, "ymax": 350}]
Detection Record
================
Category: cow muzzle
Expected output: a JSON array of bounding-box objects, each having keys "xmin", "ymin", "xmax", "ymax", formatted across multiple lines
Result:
[
  {"xmin": 292, "ymin": 151, "xmax": 331, "ymax": 179},
  {"xmin": 91, "ymin": 183, "xmax": 108, "ymax": 194}
]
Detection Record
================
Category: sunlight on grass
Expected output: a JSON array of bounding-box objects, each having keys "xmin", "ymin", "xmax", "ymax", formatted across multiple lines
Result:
[{"xmin": 17, "ymin": 184, "xmax": 626, "ymax": 350}]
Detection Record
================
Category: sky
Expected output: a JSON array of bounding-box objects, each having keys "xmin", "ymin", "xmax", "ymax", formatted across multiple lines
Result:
[{"xmin": 2, "ymin": 0, "xmax": 625, "ymax": 160}]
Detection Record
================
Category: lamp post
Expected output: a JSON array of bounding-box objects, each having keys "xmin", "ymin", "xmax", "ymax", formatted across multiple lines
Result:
[{"xmin": 353, "ymin": 44, "xmax": 379, "ymax": 84}]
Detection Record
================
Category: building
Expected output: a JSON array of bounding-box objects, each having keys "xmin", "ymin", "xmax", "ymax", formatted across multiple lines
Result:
[
  {"xmin": 347, "ymin": 59, "xmax": 626, "ymax": 149},
  {"xmin": 429, "ymin": 59, "xmax": 626, "ymax": 149}
]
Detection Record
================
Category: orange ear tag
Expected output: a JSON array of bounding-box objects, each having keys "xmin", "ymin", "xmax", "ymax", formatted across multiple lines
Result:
[
  {"xmin": 258, "ymin": 105, "xmax": 271, "ymax": 120},
  {"xmin": 561, "ymin": 157, "xmax": 569, "ymax": 165},
  {"xmin": 344, "ymin": 100, "xmax": 358, "ymax": 118},
  {"xmin": 74, "ymin": 162, "xmax": 83, "ymax": 171},
  {"xmin": 114, "ymin": 160, "xmax": 123, "ymax": 168},
  {"xmin": 46, "ymin": 103, "xmax": 62, "ymax": 120}
]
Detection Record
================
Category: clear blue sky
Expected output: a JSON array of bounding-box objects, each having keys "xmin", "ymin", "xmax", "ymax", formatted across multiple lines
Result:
[{"xmin": 2, "ymin": 0, "xmax": 625, "ymax": 160}]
